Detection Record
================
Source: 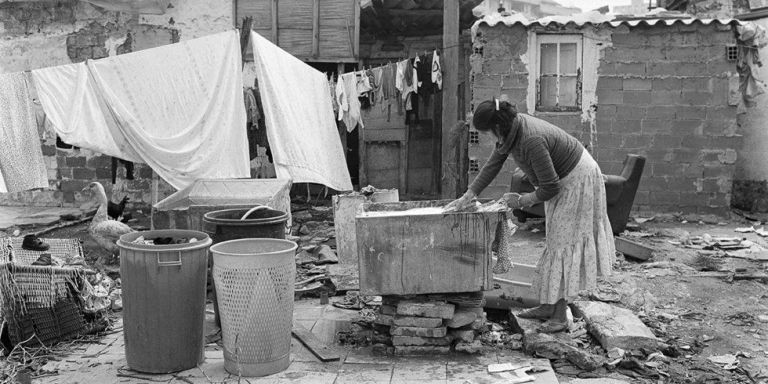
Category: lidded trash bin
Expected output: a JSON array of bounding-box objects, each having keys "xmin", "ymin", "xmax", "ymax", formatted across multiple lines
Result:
[
  {"xmin": 117, "ymin": 230, "xmax": 212, "ymax": 373},
  {"xmin": 210, "ymin": 238, "xmax": 297, "ymax": 377}
]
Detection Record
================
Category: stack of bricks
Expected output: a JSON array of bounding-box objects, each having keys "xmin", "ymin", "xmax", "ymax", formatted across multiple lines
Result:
[{"xmin": 373, "ymin": 292, "xmax": 488, "ymax": 356}]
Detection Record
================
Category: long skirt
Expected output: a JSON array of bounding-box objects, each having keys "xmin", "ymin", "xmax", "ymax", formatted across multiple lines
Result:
[{"xmin": 531, "ymin": 149, "xmax": 615, "ymax": 304}]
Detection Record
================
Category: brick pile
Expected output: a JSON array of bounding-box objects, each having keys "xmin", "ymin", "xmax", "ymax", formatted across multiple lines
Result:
[{"xmin": 373, "ymin": 292, "xmax": 488, "ymax": 355}]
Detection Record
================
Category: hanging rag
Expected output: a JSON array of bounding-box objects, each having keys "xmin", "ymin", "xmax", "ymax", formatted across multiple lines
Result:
[
  {"xmin": 33, "ymin": 30, "xmax": 250, "ymax": 191},
  {"xmin": 244, "ymin": 87, "xmax": 260, "ymax": 126},
  {"xmin": 0, "ymin": 72, "xmax": 49, "ymax": 193},
  {"xmin": 492, "ymin": 214, "xmax": 517, "ymax": 274},
  {"xmin": 250, "ymin": 31, "xmax": 353, "ymax": 192},
  {"xmin": 432, "ymin": 50, "xmax": 443, "ymax": 90},
  {"xmin": 381, "ymin": 63, "xmax": 396, "ymax": 100},
  {"xmin": 737, "ymin": 22, "xmax": 768, "ymax": 112},
  {"xmin": 371, "ymin": 67, "xmax": 384, "ymax": 104},
  {"xmin": 336, "ymin": 72, "xmax": 364, "ymax": 132}
]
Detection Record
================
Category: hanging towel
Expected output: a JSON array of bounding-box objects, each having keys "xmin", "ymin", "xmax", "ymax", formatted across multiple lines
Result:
[
  {"xmin": 34, "ymin": 30, "xmax": 250, "ymax": 190},
  {"xmin": 250, "ymin": 31, "xmax": 352, "ymax": 192},
  {"xmin": 0, "ymin": 72, "xmax": 49, "ymax": 193},
  {"xmin": 337, "ymin": 72, "xmax": 364, "ymax": 132},
  {"xmin": 432, "ymin": 50, "xmax": 443, "ymax": 90},
  {"xmin": 381, "ymin": 63, "xmax": 396, "ymax": 100}
]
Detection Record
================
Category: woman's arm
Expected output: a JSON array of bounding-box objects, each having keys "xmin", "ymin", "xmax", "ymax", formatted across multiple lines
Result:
[
  {"xmin": 521, "ymin": 137, "xmax": 560, "ymax": 203},
  {"xmin": 468, "ymin": 148, "xmax": 510, "ymax": 196}
]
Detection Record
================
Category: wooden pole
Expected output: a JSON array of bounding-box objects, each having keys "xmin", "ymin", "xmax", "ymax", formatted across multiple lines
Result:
[
  {"xmin": 271, "ymin": 0, "xmax": 279, "ymax": 44},
  {"xmin": 441, "ymin": 0, "xmax": 460, "ymax": 198},
  {"xmin": 312, "ymin": 0, "xmax": 320, "ymax": 58}
]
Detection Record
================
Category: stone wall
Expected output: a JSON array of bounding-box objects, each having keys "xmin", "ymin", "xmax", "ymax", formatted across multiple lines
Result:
[
  {"xmin": 470, "ymin": 22, "xmax": 742, "ymax": 215},
  {"xmin": 0, "ymin": 0, "xmax": 234, "ymax": 208}
]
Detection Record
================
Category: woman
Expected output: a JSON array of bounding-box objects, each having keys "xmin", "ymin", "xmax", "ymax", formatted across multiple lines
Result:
[{"xmin": 446, "ymin": 97, "xmax": 615, "ymax": 332}]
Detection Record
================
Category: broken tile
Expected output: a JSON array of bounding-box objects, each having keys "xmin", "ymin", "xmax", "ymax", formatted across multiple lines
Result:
[{"xmin": 571, "ymin": 301, "xmax": 661, "ymax": 351}]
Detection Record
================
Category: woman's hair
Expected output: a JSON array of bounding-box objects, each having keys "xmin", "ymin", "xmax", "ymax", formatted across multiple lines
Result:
[{"xmin": 472, "ymin": 98, "xmax": 517, "ymax": 139}]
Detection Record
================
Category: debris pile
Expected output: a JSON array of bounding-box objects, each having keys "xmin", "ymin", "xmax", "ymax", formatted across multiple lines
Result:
[{"xmin": 372, "ymin": 292, "xmax": 488, "ymax": 355}]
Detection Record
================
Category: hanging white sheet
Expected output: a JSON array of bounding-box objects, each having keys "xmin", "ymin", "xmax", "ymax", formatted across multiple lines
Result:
[
  {"xmin": 33, "ymin": 31, "xmax": 250, "ymax": 190},
  {"xmin": 0, "ymin": 72, "xmax": 49, "ymax": 193},
  {"xmin": 250, "ymin": 31, "xmax": 353, "ymax": 192}
]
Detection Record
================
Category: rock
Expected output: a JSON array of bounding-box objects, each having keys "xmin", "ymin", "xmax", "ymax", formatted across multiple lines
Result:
[
  {"xmin": 468, "ymin": 317, "xmax": 488, "ymax": 331},
  {"xmin": 571, "ymin": 301, "xmax": 662, "ymax": 351},
  {"xmin": 524, "ymin": 333, "xmax": 604, "ymax": 371},
  {"xmin": 380, "ymin": 305, "xmax": 396, "ymax": 316},
  {"xmin": 393, "ymin": 316, "xmax": 443, "ymax": 328},
  {"xmin": 292, "ymin": 210, "xmax": 312, "ymax": 221},
  {"xmin": 607, "ymin": 347, "xmax": 625, "ymax": 360},
  {"xmin": 758, "ymin": 315, "xmax": 768, "ymax": 323},
  {"xmin": 390, "ymin": 326, "xmax": 447, "ymax": 338},
  {"xmin": 316, "ymin": 245, "xmax": 338, "ymax": 264},
  {"xmin": 374, "ymin": 314, "xmax": 394, "ymax": 326},
  {"xmin": 569, "ymin": 379, "xmax": 631, "ymax": 384},
  {"xmin": 371, "ymin": 343, "xmax": 393, "ymax": 355},
  {"xmin": 393, "ymin": 346, "xmax": 451, "ymax": 356},
  {"xmin": 445, "ymin": 309, "xmax": 477, "ymax": 328},
  {"xmin": 448, "ymin": 329, "xmax": 475, "ymax": 343},
  {"xmin": 391, "ymin": 336, "xmax": 453, "ymax": 346},
  {"xmin": 396, "ymin": 301, "xmax": 455, "ymax": 319},
  {"xmin": 454, "ymin": 340, "xmax": 484, "ymax": 354}
]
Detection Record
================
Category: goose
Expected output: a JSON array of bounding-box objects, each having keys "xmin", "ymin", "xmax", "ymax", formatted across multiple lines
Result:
[{"xmin": 82, "ymin": 182, "xmax": 135, "ymax": 255}]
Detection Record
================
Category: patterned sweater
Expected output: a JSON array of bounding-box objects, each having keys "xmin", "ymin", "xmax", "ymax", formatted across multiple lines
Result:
[{"xmin": 469, "ymin": 113, "xmax": 584, "ymax": 202}]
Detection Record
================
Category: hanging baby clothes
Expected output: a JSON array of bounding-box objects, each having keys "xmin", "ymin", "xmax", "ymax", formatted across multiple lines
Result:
[
  {"xmin": 356, "ymin": 71, "xmax": 373, "ymax": 109},
  {"xmin": 336, "ymin": 72, "xmax": 363, "ymax": 132},
  {"xmin": 380, "ymin": 63, "xmax": 395, "ymax": 100},
  {"xmin": 0, "ymin": 72, "xmax": 49, "ymax": 193},
  {"xmin": 432, "ymin": 50, "xmax": 443, "ymax": 90},
  {"xmin": 250, "ymin": 31, "xmax": 352, "ymax": 192},
  {"xmin": 371, "ymin": 67, "xmax": 384, "ymax": 104},
  {"xmin": 417, "ymin": 53, "xmax": 434, "ymax": 95},
  {"xmin": 33, "ymin": 31, "xmax": 250, "ymax": 191}
]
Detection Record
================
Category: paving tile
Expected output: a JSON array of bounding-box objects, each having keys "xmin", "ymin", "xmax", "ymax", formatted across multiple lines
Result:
[
  {"xmin": 311, "ymin": 318, "xmax": 353, "ymax": 345},
  {"xmin": 344, "ymin": 347, "xmax": 391, "ymax": 364},
  {"xmin": 446, "ymin": 362, "xmax": 500, "ymax": 384},
  {"xmin": 289, "ymin": 337, "xmax": 322, "ymax": 363},
  {"xmin": 391, "ymin": 361, "xmax": 447, "ymax": 383},
  {"xmin": 335, "ymin": 362, "xmax": 393, "ymax": 384},
  {"xmin": 321, "ymin": 304, "xmax": 361, "ymax": 321},
  {"xmin": 274, "ymin": 371, "xmax": 337, "ymax": 384}
]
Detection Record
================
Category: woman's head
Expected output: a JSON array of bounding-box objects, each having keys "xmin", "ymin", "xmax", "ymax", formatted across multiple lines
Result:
[{"xmin": 472, "ymin": 98, "xmax": 517, "ymax": 140}]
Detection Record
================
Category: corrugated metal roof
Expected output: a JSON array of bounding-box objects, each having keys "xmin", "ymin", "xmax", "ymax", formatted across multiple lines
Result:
[{"xmin": 473, "ymin": 12, "xmax": 742, "ymax": 31}]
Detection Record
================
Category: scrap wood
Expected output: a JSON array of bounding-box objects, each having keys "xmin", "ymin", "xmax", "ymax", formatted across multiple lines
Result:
[{"xmin": 291, "ymin": 324, "xmax": 341, "ymax": 362}]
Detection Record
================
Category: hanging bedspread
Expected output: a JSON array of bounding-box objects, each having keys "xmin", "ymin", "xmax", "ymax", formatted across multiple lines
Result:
[
  {"xmin": 33, "ymin": 30, "xmax": 249, "ymax": 190},
  {"xmin": 250, "ymin": 31, "xmax": 353, "ymax": 192},
  {"xmin": 0, "ymin": 72, "xmax": 49, "ymax": 193}
]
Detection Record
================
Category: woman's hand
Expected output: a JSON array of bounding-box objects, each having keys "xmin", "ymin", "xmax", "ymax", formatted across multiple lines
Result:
[
  {"xmin": 501, "ymin": 192, "xmax": 524, "ymax": 209},
  {"xmin": 444, "ymin": 191, "xmax": 476, "ymax": 212}
]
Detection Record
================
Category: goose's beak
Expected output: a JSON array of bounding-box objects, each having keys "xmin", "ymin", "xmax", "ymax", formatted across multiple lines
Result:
[{"xmin": 81, "ymin": 186, "xmax": 89, "ymax": 193}]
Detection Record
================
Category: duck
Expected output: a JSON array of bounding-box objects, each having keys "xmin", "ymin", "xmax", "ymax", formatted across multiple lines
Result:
[{"xmin": 82, "ymin": 182, "xmax": 135, "ymax": 255}]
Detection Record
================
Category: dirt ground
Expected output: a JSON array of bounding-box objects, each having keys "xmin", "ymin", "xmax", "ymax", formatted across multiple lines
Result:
[{"xmin": 4, "ymin": 202, "xmax": 768, "ymax": 383}]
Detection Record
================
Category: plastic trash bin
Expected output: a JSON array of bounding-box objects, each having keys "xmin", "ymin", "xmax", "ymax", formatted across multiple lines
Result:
[
  {"xmin": 210, "ymin": 238, "xmax": 297, "ymax": 377},
  {"xmin": 117, "ymin": 230, "xmax": 212, "ymax": 373}
]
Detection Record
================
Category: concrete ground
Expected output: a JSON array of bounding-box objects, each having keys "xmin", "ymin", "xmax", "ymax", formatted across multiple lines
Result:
[{"xmin": 34, "ymin": 300, "xmax": 560, "ymax": 384}]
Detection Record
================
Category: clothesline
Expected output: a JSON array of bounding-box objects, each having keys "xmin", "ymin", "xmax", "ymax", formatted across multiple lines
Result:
[{"xmin": 331, "ymin": 51, "xmax": 444, "ymax": 133}]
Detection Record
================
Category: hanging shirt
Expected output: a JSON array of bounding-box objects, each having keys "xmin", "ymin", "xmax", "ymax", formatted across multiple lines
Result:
[
  {"xmin": 33, "ymin": 30, "xmax": 250, "ymax": 191},
  {"xmin": 381, "ymin": 63, "xmax": 396, "ymax": 100},
  {"xmin": 417, "ymin": 54, "xmax": 434, "ymax": 95},
  {"xmin": 0, "ymin": 72, "xmax": 49, "ymax": 193},
  {"xmin": 432, "ymin": 50, "xmax": 443, "ymax": 90},
  {"xmin": 371, "ymin": 67, "xmax": 384, "ymax": 105},
  {"xmin": 336, "ymin": 72, "xmax": 364, "ymax": 132}
]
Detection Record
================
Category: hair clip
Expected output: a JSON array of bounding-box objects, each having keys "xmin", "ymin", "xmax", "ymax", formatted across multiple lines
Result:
[{"xmin": 495, "ymin": 98, "xmax": 499, "ymax": 111}]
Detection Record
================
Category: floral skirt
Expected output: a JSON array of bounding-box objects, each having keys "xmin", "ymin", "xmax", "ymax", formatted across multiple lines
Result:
[{"xmin": 531, "ymin": 149, "xmax": 615, "ymax": 304}]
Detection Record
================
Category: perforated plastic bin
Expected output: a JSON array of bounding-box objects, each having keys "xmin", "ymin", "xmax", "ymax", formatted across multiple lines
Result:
[{"xmin": 210, "ymin": 238, "xmax": 297, "ymax": 377}]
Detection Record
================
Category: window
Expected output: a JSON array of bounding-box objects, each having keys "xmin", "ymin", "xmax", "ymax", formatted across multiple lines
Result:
[
  {"xmin": 536, "ymin": 35, "xmax": 582, "ymax": 112},
  {"xmin": 726, "ymin": 45, "xmax": 738, "ymax": 62}
]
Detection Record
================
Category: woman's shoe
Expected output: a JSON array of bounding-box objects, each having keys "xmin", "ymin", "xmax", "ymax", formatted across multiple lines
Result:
[
  {"xmin": 538, "ymin": 321, "xmax": 568, "ymax": 333},
  {"xmin": 517, "ymin": 304, "xmax": 554, "ymax": 319}
]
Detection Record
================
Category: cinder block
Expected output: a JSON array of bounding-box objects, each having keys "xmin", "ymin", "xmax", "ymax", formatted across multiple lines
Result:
[
  {"xmin": 676, "ymin": 106, "xmax": 707, "ymax": 120},
  {"xmin": 623, "ymin": 78, "xmax": 652, "ymax": 91},
  {"xmin": 473, "ymin": 73, "xmax": 503, "ymax": 89},
  {"xmin": 391, "ymin": 326, "xmax": 447, "ymax": 338},
  {"xmin": 623, "ymin": 91, "xmax": 651, "ymax": 105},
  {"xmin": 59, "ymin": 179, "xmax": 88, "ymax": 192},
  {"xmin": 670, "ymin": 148, "xmax": 700, "ymax": 163},
  {"xmin": 650, "ymin": 134, "xmax": 682, "ymax": 149},
  {"xmin": 650, "ymin": 90, "xmax": 680, "ymax": 106},
  {"xmin": 483, "ymin": 58, "xmax": 513, "ymax": 74},
  {"xmin": 597, "ymin": 89, "xmax": 623, "ymax": 104},
  {"xmin": 596, "ymin": 76, "xmax": 623, "ymax": 90},
  {"xmin": 646, "ymin": 62, "xmax": 679, "ymax": 77},
  {"xmin": 671, "ymin": 120, "xmax": 703, "ymax": 135},
  {"xmin": 622, "ymin": 135, "xmax": 652, "ymax": 149},
  {"xmin": 393, "ymin": 316, "xmax": 443, "ymax": 328},
  {"xmin": 391, "ymin": 335, "xmax": 453, "ymax": 346},
  {"xmin": 666, "ymin": 177, "xmax": 697, "ymax": 192},
  {"xmin": 650, "ymin": 191, "xmax": 681, "ymax": 205},
  {"xmin": 641, "ymin": 119, "xmax": 670, "ymax": 135},
  {"xmin": 615, "ymin": 62, "xmax": 647, "ymax": 75},
  {"xmin": 393, "ymin": 346, "xmax": 451, "ymax": 356},
  {"xmin": 681, "ymin": 77, "xmax": 711, "ymax": 91},
  {"xmin": 396, "ymin": 301, "xmax": 455, "ymax": 319},
  {"xmin": 652, "ymin": 77, "xmax": 683, "ymax": 91},
  {"xmin": 644, "ymin": 176, "xmax": 668, "ymax": 192},
  {"xmin": 617, "ymin": 105, "xmax": 646, "ymax": 119},
  {"xmin": 681, "ymin": 91, "xmax": 712, "ymax": 106},
  {"xmin": 380, "ymin": 305, "xmax": 396, "ymax": 316},
  {"xmin": 611, "ymin": 119, "xmax": 641, "ymax": 134},
  {"xmin": 597, "ymin": 105, "xmax": 617, "ymax": 117}
]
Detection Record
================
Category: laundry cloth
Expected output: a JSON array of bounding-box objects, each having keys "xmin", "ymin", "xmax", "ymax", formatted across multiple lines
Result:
[
  {"xmin": 432, "ymin": 50, "xmax": 443, "ymax": 90},
  {"xmin": 251, "ymin": 31, "xmax": 353, "ymax": 192},
  {"xmin": 336, "ymin": 72, "xmax": 364, "ymax": 132},
  {"xmin": 0, "ymin": 72, "xmax": 49, "ymax": 193},
  {"xmin": 33, "ymin": 30, "xmax": 250, "ymax": 190}
]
